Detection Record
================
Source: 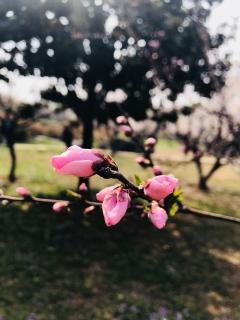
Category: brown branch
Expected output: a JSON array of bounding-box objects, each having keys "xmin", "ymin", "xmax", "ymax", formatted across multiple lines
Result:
[
  {"xmin": 204, "ymin": 158, "xmax": 221, "ymax": 181},
  {"xmin": 116, "ymin": 105, "xmax": 155, "ymax": 168},
  {"xmin": 181, "ymin": 206, "xmax": 240, "ymax": 224},
  {"xmin": 0, "ymin": 195, "xmax": 102, "ymax": 207},
  {"xmin": 1, "ymin": 193, "xmax": 240, "ymax": 225}
]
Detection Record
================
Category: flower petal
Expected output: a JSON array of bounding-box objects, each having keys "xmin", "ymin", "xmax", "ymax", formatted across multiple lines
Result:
[{"xmin": 56, "ymin": 160, "xmax": 94, "ymax": 177}]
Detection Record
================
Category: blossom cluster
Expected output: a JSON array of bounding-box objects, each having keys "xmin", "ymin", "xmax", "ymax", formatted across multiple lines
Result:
[
  {"xmin": 116, "ymin": 115, "xmax": 162, "ymax": 176},
  {"xmin": 51, "ymin": 145, "xmax": 179, "ymax": 229}
]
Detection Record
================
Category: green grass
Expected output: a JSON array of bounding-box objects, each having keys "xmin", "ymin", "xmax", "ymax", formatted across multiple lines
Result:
[{"xmin": 0, "ymin": 144, "xmax": 239, "ymax": 320}]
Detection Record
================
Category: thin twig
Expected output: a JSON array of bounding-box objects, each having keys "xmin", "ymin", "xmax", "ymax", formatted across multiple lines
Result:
[
  {"xmin": 181, "ymin": 206, "xmax": 240, "ymax": 224},
  {"xmin": 0, "ymin": 195, "xmax": 102, "ymax": 207},
  {"xmin": 116, "ymin": 105, "xmax": 155, "ymax": 168},
  {"xmin": 1, "ymin": 193, "xmax": 240, "ymax": 224}
]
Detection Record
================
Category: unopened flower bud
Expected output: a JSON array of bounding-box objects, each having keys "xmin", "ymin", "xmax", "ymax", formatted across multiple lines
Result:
[
  {"xmin": 148, "ymin": 202, "xmax": 168, "ymax": 229},
  {"xmin": 51, "ymin": 145, "xmax": 105, "ymax": 178},
  {"xmin": 144, "ymin": 175, "xmax": 178, "ymax": 201},
  {"xmin": 153, "ymin": 165, "xmax": 162, "ymax": 176},
  {"xmin": 135, "ymin": 156, "xmax": 146, "ymax": 165},
  {"xmin": 79, "ymin": 182, "xmax": 88, "ymax": 193},
  {"xmin": 16, "ymin": 187, "xmax": 31, "ymax": 197},
  {"xmin": 52, "ymin": 201, "xmax": 68, "ymax": 213},
  {"xmin": 145, "ymin": 137, "xmax": 157, "ymax": 147},
  {"xmin": 116, "ymin": 115, "xmax": 127, "ymax": 124},
  {"xmin": 83, "ymin": 206, "xmax": 95, "ymax": 215},
  {"xmin": 102, "ymin": 187, "xmax": 130, "ymax": 226},
  {"xmin": 135, "ymin": 156, "xmax": 150, "ymax": 168},
  {"xmin": 119, "ymin": 125, "xmax": 133, "ymax": 137}
]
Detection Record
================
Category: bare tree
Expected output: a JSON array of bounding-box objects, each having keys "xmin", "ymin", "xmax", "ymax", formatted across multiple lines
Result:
[{"xmin": 178, "ymin": 98, "xmax": 240, "ymax": 191}]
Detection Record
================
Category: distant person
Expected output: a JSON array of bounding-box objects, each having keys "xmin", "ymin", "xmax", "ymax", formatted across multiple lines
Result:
[{"xmin": 1, "ymin": 109, "xmax": 17, "ymax": 182}]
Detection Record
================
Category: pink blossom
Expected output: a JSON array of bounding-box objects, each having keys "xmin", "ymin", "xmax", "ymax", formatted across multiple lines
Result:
[
  {"xmin": 119, "ymin": 125, "xmax": 133, "ymax": 137},
  {"xmin": 52, "ymin": 201, "xmax": 68, "ymax": 213},
  {"xmin": 96, "ymin": 185, "xmax": 119, "ymax": 202},
  {"xmin": 144, "ymin": 175, "xmax": 178, "ymax": 201},
  {"xmin": 135, "ymin": 156, "xmax": 146, "ymax": 164},
  {"xmin": 145, "ymin": 137, "xmax": 157, "ymax": 146},
  {"xmin": 79, "ymin": 182, "xmax": 88, "ymax": 192},
  {"xmin": 148, "ymin": 40, "xmax": 160, "ymax": 49},
  {"xmin": 51, "ymin": 145, "xmax": 104, "ymax": 177},
  {"xmin": 171, "ymin": 56, "xmax": 178, "ymax": 65},
  {"xmin": 116, "ymin": 115, "xmax": 127, "ymax": 124},
  {"xmin": 135, "ymin": 156, "xmax": 150, "ymax": 167},
  {"xmin": 158, "ymin": 30, "xmax": 166, "ymax": 37},
  {"xmin": 102, "ymin": 188, "xmax": 130, "ymax": 226},
  {"xmin": 153, "ymin": 165, "xmax": 162, "ymax": 176},
  {"xmin": 177, "ymin": 59, "xmax": 184, "ymax": 66},
  {"xmin": 16, "ymin": 187, "xmax": 30, "ymax": 197},
  {"xmin": 83, "ymin": 205, "xmax": 95, "ymax": 214},
  {"xmin": 148, "ymin": 202, "xmax": 168, "ymax": 229}
]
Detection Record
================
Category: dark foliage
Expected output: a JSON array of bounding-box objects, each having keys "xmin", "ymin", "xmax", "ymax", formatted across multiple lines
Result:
[{"xmin": 0, "ymin": 0, "xmax": 229, "ymax": 147}]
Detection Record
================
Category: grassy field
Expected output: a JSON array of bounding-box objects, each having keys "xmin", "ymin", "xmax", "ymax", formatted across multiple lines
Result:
[{"xmin": 0, "ymin": 143, "xmax": 239, "ymax": 320}]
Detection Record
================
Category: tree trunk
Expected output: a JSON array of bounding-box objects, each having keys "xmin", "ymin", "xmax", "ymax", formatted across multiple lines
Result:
[
  {"xmin": 78, "ymin": 85, "xmax": 96, "ymax": 191},
  {"xmin": 197, "ymin": 158, "xmax": 221, "ymax": 192},
  {"xmin": 82, "ymin": 86, "xmax": 96, "ymax": 149},
  {"xmin": 8, "ymin": 144, "xmax": 16, "ymax": 182},
  {"xmin": 198, "ymin": 177, "xmax": 208, "ymax": 191},
  {"xmin": 205, "ymin": 158, "xmax": 221, "ymax": 181},
  {"xmin": 194, "ymin": 157, "xmax": 208, "ymax": 191},
  {"xmin": 82, "ymin": 115, "xmax": 94, "ymax": 148}
]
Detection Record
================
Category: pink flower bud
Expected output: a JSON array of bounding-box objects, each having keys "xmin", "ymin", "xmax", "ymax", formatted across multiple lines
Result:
[
  {"xmin": 116, "ymin": 115, "xmax": 127, "ymax": 124},
  {"xmin": 177, "ymin": 59, "xmax": 184, "ymax": 66},
  {"xmin": 52, "ymin": 201, "xmax": 68, "ymax": 213},
  {"xmin": 102, "ymin": 187, "xmax": 130, "ymax": 226},
  {"xmin": 119, "ymin": 125, "xmax": 133, "ymax": 137},
  {"xmin": 144, "ymin": 175, "xmax": 178, "ymax": 201},
  {"xmin": 153, "ymin": 165, "xmax": 162, "ymax": 176},
  {"xmin": 135, "ymin": 156, "xmax": 146, "ymax": 164},
  {"xmin": 148, "ymin": 40, "xmax": 160, "ymax": 49},
  {"xmin": 96, "ymin": 185, "xmax": 119, "ymax": 202},
  {"xmin": 16, "ymin": 187, "xmax": 30, "ymax": 197},
  {"xmin": 145, "ymin": 137, "xmax": 157, "ymax": 146},
  {"xmin": 79, "ymin": 182, "xmax": 88, "ymax": 192},
  {"xmin": 83, "ymin": 205, "xmax": 95, "ymax": 214},
  {"xmin": 148, "ymin": 202, "xmax": 168, "ymax": 229},
  {"xmin": 158, "ymin": 30, "xmax": 165, "ymax": 37},
  {"xmin": 135, "ymin": 156, "xmax": 150, "ymax": 168},
  {"xmin": 51, "ymin": 145, "xmax": 104, "ymax": 177}
]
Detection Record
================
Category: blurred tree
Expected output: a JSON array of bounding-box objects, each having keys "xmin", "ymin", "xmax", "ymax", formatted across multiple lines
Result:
[
  {"xmin": 0, "ymin": 0, "xmax": 229, "ymax": 148},
  {"xmin": 178, "ymin": 100, "xmax": 240, "ymax": 191},
  {"xmin": 0, "ymin": 109, "xmax": 17, "ymax": 182}
]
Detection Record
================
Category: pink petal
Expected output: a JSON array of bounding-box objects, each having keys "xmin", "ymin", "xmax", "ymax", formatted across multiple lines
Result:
[
  {"xmin": 96, "ymin": 185, "xmax": 118, "ymax": 202},
  {"xmin": 149, "ymin": 203, "xmax": 168, "ymax": 229},
  {"xmin": 144, "ymin": 175, "xmax": 178, "ymax": 201},
  {"xmin": 53, "ymin": 201, "xmax": 68, "ymax": 213},
  {"xmin": 16, "ymin": 187, "xmax": 30, "ymax": 197},
  {"xmin": 102, "ymin": 190, "xmax": 130, "ymax": 226},
  {"xmin": 51, "ymin": 145, "xmax": 103, "ymax": 171},
  {"xmin": 57, "ymin": 160, "xmax": 94, "ymax": 177}
]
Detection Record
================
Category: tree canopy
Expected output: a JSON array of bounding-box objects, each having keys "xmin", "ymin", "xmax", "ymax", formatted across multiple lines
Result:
[{"xmin": 0, "ymin": 0, "xmax": 229, "ymax": 147}]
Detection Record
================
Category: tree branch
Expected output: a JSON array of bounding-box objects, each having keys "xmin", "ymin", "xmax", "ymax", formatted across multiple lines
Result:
[{"xmin": 181, "ymin": 206, "xmax": 240, "ymax": 224}]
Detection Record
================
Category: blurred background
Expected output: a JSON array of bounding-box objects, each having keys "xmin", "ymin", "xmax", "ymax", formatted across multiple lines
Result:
[{"xmin": 0, "ymin": 0, "xmax": 240, "ymax": 319}]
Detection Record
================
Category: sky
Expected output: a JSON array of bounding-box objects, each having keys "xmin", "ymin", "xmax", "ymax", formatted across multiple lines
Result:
[
  {"xmin": 207, "ymin": 0, "xmax": 240, "ymax": 61},
  {"xmin": 0, "ymin": 0, "xmax": 240, "ymax": 105}
]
